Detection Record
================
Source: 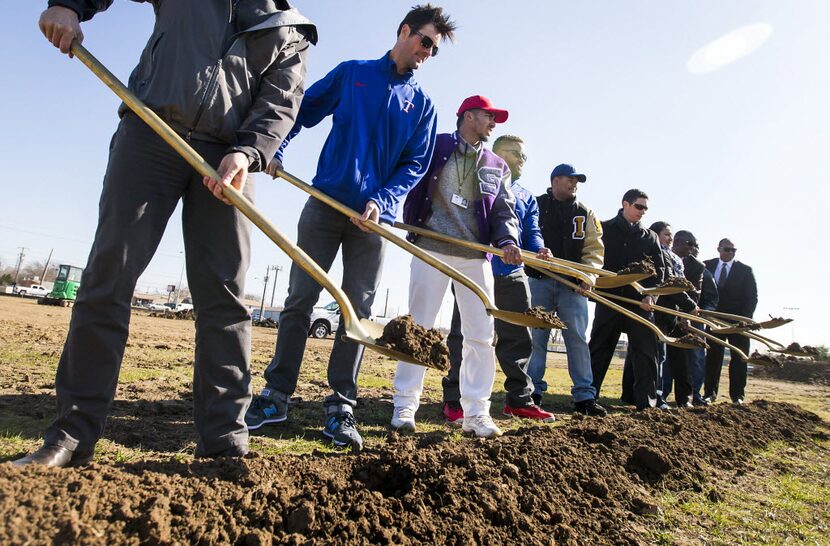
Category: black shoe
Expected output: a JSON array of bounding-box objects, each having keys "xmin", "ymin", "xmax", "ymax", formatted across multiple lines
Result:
[
  {"xmin": 322, "ymin": 411, "xmax": 363, "ymax": 453},
  {"xmin": 573, "ymin": 399, "xmax": 607, "ymax": 417},
  {"xmin": 732, "ymin": 398, "xmax": 744, "ymax": 406},
  {"xmin": 531, "ymin": 393, "xmax": 543, "ymax": 407},
  {"xmin": 692, "ymin": 396, "xmax": 710, "ymax": 407},
  {"xmin": 12, "ymin": 443, "xmax": 93, "ymax": 468}
]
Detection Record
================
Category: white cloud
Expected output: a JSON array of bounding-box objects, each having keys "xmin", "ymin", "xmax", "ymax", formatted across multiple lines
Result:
[{"xmin": 687, "ymin": 23, "xmax": 773, "ymax": 75}]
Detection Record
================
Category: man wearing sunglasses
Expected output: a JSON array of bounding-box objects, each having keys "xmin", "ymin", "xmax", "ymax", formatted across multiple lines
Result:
[
  {"xmin": 703, "ymin": 239, "xmax": 757, "ymax": 404},
  {"xmin": 589, "ymin": 189, "xmax": 668, "ymax": 411},
  {"xmin": 246, "ymin": 5, "xmax": 456, "ymax": 453}
]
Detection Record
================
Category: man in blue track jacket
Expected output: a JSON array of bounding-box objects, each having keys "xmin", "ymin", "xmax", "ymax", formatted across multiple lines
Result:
[{"xmin": 246, "ymin": 5, "xmax": 457, "ymax": 452}]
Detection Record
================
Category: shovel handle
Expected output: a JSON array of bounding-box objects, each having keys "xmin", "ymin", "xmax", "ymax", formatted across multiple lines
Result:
[
  {"xmin": 394, "ymin": 222, "xmax": 594, "ymax": 286},
  {"xmin": 69, "ymin": 41, "xmax": 366, "ymax": 335},
  {"xmin": 274, "ymin": 169, "xmax": 495, "ymax": 307}
]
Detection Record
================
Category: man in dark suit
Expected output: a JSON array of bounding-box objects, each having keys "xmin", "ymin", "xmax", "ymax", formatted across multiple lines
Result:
[
  {"xmin": 703, "ymin": 238, "xmax": 758, "ymax": 404},
  {"xmin": 589, "ymin": 189, "xmax": 667, "ymax": 410}
]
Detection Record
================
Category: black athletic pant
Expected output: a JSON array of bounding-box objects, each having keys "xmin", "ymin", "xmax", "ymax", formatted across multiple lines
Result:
[{"xmin": 589, "ymin": 304, "xmax": 659, "ymax": 410}]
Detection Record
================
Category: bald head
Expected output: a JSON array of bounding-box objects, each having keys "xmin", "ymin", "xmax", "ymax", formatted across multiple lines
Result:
[{"xmin": 717, "ymin": 238, "xmax": 737, "ymax": 262}]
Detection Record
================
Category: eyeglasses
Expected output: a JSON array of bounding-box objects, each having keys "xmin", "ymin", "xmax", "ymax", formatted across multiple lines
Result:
[
  {"xmin": 505, "ymin": 149, "xmax": 527, "ymax": 161},
  {"xmin": 633, "ymin": 203, "xmax": 648, "ymax": 211},
  {"xmin": 720, "ymin": 247, "xmax": 737, "ymax": 252},
  {"xmin": 414, "ymin": 30, "xmax": 439, "ymax": 56}
]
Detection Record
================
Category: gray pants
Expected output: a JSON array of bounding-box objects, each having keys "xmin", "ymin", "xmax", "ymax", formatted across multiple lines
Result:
[
  {"xmin": 443, "ymin": 269, "xmax": 534, "ymax": 407},
  {"xmin": 46, "ymin": 113, "xmax": 253, "ymax": 457},
  {"xmin": 264, "ymin": 198, "xmax": 385, "ymax": 408}
]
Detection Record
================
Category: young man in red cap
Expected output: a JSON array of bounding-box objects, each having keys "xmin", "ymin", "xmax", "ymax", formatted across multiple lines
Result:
[{"xmin": 392, "ymin": 95, "xmax": 522, "ymax": 438}]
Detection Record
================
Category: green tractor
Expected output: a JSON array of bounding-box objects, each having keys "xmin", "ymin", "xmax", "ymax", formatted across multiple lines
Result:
[{"xmin": 39, "ymin": 264, "xmax": 83, "ymax": 307}]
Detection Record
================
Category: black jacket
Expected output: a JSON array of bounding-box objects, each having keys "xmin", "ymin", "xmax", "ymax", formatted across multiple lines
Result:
[
  {"xmin": 600, "ymin": 211, "xmax": 666, "ymax": 301},
  {"xmin": 699, "ymin": 268, "xmax": 719, "ymax": 311},
  {"xmin": 704, "ymin": 259, "xmax": 758, "ymax": 317}
]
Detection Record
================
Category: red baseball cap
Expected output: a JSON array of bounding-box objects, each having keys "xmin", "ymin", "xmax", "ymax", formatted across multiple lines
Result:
[{"xmin": 456, "ymin": 95, "xmax": 509, "ymax": 124}]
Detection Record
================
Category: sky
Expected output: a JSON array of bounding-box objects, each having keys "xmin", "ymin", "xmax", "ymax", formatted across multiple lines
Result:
[{"xmin": 2, "ymin": 1, "xmax": 829, "ymax": 347}]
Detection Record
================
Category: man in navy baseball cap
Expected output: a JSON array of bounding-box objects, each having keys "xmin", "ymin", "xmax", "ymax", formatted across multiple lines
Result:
[{"xmin": 550, "ymin": 163, "xmax": 587, "ymax": 182}]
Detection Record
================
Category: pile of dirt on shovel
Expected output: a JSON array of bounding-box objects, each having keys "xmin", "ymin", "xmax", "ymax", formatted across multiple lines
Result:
[
  {"xmin": 524, "ymin": 306, "xmax": 567, "ymax": 329},
  {"xmin": 1, "ymin": 402, "xmax": 823, "ymax": 545},
  {"xmin": 376, "ymin": 314, "xmax": 450, "ymax": 371},
  {"xmin": 617, "ymin": 257, "xmax": 656, "ymax": 277},
  {"xmin": 657, "ymin": 276, "xmax": 694, "ymax": 291}
]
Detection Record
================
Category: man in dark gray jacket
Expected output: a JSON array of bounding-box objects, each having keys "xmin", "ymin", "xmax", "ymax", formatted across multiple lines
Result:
[{"xmin": 15, "ymin": 0, "xmax": 315, "ymax": 468}]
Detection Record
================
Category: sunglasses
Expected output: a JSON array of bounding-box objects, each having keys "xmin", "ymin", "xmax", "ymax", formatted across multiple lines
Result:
[
  {"xmin": 633, "ymin": 203, "xmax": 648, "ymax": 211},
  {"xmin": 505, "ymin": 149, "xmax": 527, "ymax": 161},
  {"xmin": 414, "ymin": 30, "xmax": 439, "ymax": 56},
  {"xmin": 720, "ymin": 247, "xmax": 737, "ymax": 252}
]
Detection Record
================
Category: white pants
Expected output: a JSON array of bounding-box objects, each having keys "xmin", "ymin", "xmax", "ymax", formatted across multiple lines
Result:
[{"xmin": 393, "ymin": 250, "xmax": 496, "ymax": 416}]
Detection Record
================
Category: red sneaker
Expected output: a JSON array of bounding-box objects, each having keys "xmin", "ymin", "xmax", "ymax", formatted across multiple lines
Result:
[
  {"xmin": 503, "ymin": 404, "xmax": 555, "ymax": 422},
  {"xmin": 442, "ymin": 401, "xmax": 464, "ymax": 426}
]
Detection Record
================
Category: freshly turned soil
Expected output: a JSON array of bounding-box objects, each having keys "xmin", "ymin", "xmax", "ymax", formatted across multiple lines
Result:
[
  {"xmin": 751, "ymin": 351, "xmax": 785, "ymax": 366},
  {"xmin": 524, "ymin": 306, "xmax": 567, "ymax": 329},
  {"xmin": 658, "ymin": 277, "xmax": 694, "ymax": 291},
  {"xmin": 376, "ymin": 315, "xmax": 450, "ymax": 371},
  {"xmin": 1, "ymin": 402, "xmax": 823, "ymax": 545},
  {"xmin": 783, "ymin": 343, "xmax": 819, "ymax": 357},
  {"xmin": 617, "ymin": 257, "xmax": 656, "ymax": 276}
]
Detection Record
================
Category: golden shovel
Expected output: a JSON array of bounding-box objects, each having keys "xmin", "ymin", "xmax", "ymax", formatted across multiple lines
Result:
[
  {"xmin": 699, "ymin": 309, "xmax": 792, "ymax": 335},
  {"xmin": 585, "ymin": 289, "xmax": 768, "ymax": 364},
  {"xmin": 274, "ymin": 169, "xmax": 563, "ymax": 330},
  {"xmin": 525, "ymin": 267, "xmax": 697, "ymax": 349},
  {"xmin": 69, "ymin": 41, "xmax": 442, "ymax": 369},
  {"xmin": 394, "ymin": 222, "xmax": 595, "ymax": 286}
]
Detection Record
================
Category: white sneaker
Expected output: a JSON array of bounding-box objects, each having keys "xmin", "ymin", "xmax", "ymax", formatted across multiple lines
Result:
[
  {"xmin": 462, "ymin": 414, "xmax": 502, "ymax": 438},
  {"xmin": 391, "ymin": 406, "xmax": 416, "ymax": 433}
]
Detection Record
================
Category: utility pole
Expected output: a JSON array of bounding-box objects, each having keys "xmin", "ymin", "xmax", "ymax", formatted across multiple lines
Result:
[
  {"xmin": 258, "ymin": 265, "xmax": 270, "ymax": 320},
  {"xmin": 39, "ymin": 248, "xmax": 54, "ymax": 283},
  {"xmin": 783, "ymin": 306, "xmax": 799, "ymax": 343},
  {"xmin": 269, "ymin": 264, "xmax": 283, "ymax": 307},
  {"xmin": 12, "ymin": 247, "xmax": 26, "ymax": 290},
  {"xmin": 383, "ymin": 288, "xmax": 389, "ymax": 317}
]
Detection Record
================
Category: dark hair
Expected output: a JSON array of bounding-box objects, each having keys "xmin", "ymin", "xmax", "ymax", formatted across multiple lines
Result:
[
  {"xmin": 622, "ymin": 188, "xmax": 648, "ymax": 204},
  {"xmin": 675, "ymin": 229, "xmax": 695, "ymax": 243},
  {"xmin": 398, "ymin": 4, "xmax": 457, "ymax": 42},
  {"xmin": 456, "ymin": 113, "xmax": 465, "ymax": 129},
  {"xmin": 649, "ymin": 221, "xmax": 671, "ymax": 235}
]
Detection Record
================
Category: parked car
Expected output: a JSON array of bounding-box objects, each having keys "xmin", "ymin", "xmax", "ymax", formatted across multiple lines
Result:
[
  {"xmin": 145, "ymin": 302, "xmax": 168, "ymax": 312},
  {"xmin": 15, "ymin": 284, "xmax": 49, "ymax": 297},
  {"xmin": 309, "ymin": 301, "xmax": 340, "ymax": 338}
]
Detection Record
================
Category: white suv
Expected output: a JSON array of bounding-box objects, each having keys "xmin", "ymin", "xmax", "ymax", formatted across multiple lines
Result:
[{"xmin": 309, "ymin": 301, "xmax": 340, "ymax": 338}]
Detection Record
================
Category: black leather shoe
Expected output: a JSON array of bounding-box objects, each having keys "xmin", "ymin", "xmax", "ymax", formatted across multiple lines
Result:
[
  {"xmin": 574, "ymin": 399, "xmax": 608, "ymax": 417},
  {"xmin": 12, "ymin": 443, "xmax": 93, "ymax": 468}
]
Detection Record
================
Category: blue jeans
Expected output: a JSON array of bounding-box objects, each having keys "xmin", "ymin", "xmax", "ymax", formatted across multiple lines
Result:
[{"xmin": 527, "ymin": 276, "xmax": 595, "ymax": 403}]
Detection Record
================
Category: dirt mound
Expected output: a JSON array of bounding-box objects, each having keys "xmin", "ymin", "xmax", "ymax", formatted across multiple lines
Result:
[
  {"xmin": 149, "ymin": 309, "xmax": 195, "ymax": 320},
  {"xmin": 1, "ymin": 402, "xmax": 822, "ymax": 545},
  {"xmin": 617, "ymin": 257, "xmax": 655, "ymax": 276},
  {"xmin": 751, "ymin": 359, "xmax": 830, "ymax": 385},
  {"xmin": 376, "ymin": 315, "xmax": 449, "ymax": 371}
]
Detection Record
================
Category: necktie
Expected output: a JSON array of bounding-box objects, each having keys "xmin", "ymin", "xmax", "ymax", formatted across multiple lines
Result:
[{"xmin": 718, "ymin": 263, "xmax": 728, "ymax": 288}]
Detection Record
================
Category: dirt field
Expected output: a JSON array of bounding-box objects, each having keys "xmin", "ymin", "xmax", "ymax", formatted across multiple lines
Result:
[{"xmin": 1, "ymin": 296, "xmax": 828, "ymax": 545}]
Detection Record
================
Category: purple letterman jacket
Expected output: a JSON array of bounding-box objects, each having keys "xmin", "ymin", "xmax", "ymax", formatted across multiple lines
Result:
[{"xmin": 403, "ymin": 132, "xmax": 519, "ymax": 255}]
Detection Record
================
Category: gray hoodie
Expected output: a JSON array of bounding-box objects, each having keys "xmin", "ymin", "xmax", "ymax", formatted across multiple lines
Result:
[{"xmin": 49, "ymin": 0, "xmax": 317, "ymax": 170}]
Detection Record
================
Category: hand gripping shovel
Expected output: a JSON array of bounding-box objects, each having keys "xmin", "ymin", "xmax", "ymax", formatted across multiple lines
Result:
[
  {"xmin": 532, "ymin": 268, "xmax": 698, "ymax": 349},
  {"xmin": 393, "ymin": 222, "xmax": 595, "ymax": 286},
  {"xmin": 273, "ymin": 169, "xmax": 563, "ymax": 330},
  {"xmin": 69, "ymin": 41, "xmax": 441, "ymax": 369}
]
